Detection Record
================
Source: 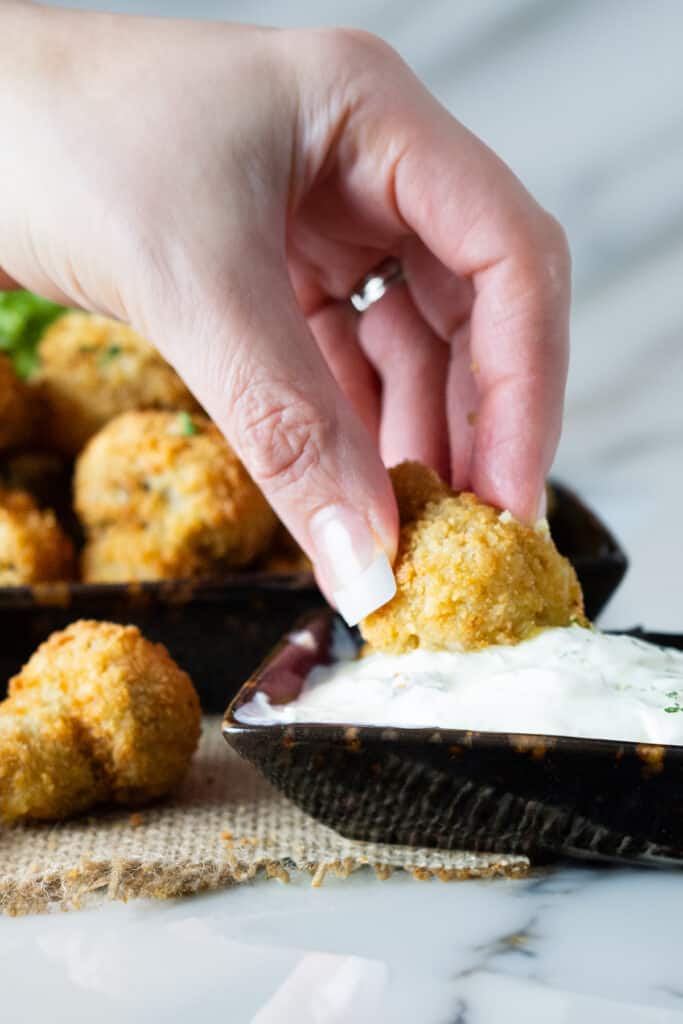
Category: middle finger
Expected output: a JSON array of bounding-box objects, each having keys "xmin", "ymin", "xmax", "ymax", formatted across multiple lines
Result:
[{"xmin": 358, "ymin": 283, "xmax": 450, "ymax": 480}]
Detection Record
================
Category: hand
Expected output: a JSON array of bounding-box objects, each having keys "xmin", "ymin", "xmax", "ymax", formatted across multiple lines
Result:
[{"xmin": 0, "ymin": 5, "xmax": 570, "ymax": 622}]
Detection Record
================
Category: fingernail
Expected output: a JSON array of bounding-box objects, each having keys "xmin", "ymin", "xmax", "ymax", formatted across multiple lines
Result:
[{"xmin": 309, "ymin": 505, "xmax": 396, "ymax": 626}]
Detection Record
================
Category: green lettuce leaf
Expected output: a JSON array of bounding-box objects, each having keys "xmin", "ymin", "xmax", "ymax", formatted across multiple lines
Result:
[{"xmin": 0, "ymin": 290, "xmax": 67, "ymax": 378}]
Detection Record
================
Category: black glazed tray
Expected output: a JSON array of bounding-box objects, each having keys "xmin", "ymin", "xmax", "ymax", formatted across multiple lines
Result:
[
  {"xmin": 0, "ymin": 481, "xmax": 626, "ymax": 712},
  {"xmin": 0, "ymin": 574, "xmax": 325, "ymax": 712},
  {"xmin": 545, "ymin": 481, "xmax": 626, "ymax": 621},
  {"xmin": 224, "ymin": 611, "xmax": 683, "ymax": 868}
]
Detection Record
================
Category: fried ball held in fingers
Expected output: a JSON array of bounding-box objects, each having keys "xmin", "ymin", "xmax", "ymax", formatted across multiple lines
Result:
[
  {"xmin": 75, "ymin": 410, "xmax": 277, "ymax": 580},
  {"xmin": 0, "ymin": 620, "xmax": 201, "ymax": 822},
  {"xmin": 35, "ymin": 312, "xmax": 201, "ymax": 454},
  {"xmin": 360, "ymin": 461, "xmax": 588, "ymax": 653},
  {"xmin": 0, "ymin": 486, "xmax": 74, "ymax": 584}
]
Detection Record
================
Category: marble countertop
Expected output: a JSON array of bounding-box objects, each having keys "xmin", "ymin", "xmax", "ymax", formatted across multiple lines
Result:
[
  {"xmin": 6, "ymin": 1, "xmax": 683, "ymax": 1021},
  {"xmin": 4, "ymin": 864, "xmax": 683, "ymax": 1022}
]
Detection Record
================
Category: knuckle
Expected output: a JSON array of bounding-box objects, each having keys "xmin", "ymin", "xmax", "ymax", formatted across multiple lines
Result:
[
  {"xmin": 540, "ymin": 213, "xmax": 572, "ymax": 280},
  {"xmin": 314, "ymin": 26, "xmax": 399, "ymax": 72},
  {"xmin": 231, "ymin": 380, "xmax": 331, "ymax": 494},
  {"xmin": 509, "ymin": 212, "xmax": 571, "ymax": 321}
]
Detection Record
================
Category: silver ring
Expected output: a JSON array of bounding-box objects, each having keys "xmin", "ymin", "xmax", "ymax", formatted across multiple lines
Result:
[{"xmin": 349, "ymin": 257, "xmax": 404, "ymax": 312}]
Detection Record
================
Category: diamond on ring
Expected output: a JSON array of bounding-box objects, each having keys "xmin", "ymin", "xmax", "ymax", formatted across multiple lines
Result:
[{"xmin": 349, "ymin": 258, "xmax": 404, "ymax": 312}]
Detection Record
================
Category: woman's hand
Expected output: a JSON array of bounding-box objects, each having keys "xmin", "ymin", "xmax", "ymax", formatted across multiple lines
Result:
[{"xmin": 0, "ymin": 4, "xmax": 570, "ymax": 622}]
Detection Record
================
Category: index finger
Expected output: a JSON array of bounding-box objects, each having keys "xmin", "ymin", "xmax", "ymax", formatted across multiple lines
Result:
[{"xmin": 392, "ymin": 104, "xmax": 570, "ymax": 522}]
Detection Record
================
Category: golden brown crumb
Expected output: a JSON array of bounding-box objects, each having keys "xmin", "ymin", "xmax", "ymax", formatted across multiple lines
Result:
[
  {"xmin": 360, "ymin": 461, "xmax": 588, "ymax": 653},
  {"xmin": 129, "ymin": 812, "xmax": 144, "ymax": 827},
  {"xmin": 35, "ymin": 312, "xmax": 201, "ymax": 454},
  {"xmin": 79, "ymin": 525, "xmax": 182, "ymax": 583},
  {"xmin": 0, "ymin": 620, "xmax": 201, "ymax": 822},
  {"xmin": 0, "ymin": 354, "xmax": 37, "ymax": 452},
  {"xmin": 0, "ymin": 704, "xmax": 108, "ymax": 822},
  {"xmin": 0, "ymin": 486, "xmax": 74, "ymax": 584},
  {"xmin": 74, "ymin": 410, "xmax": 277, "ymax": 581}
]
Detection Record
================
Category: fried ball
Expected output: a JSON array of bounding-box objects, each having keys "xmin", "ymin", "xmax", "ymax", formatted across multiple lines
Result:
[
  {"xmin": 83, "ymin": 521, "xmax": 313, "ymax": 582},
  {"xmin": 75, "ymin": 410, "xmax": 277, "ymax": 581},
  {"xmin": 36, "ymin": 311, "xmax": 201, "ymax": 454},
  {"xmin": 0, "ymin": 620, "xmax": 201, "ymax": 822},
  {"xmin": 0, "ymin": 354, "xmax": 36, "ymax": 451},
  {"xmin": 360, "ymin": 461, "xmax": 588, "ymax": 653},
  {"xmin": 0, "ymin": 705, "xmax": 108, "ymax": 822},
  {"xmin": 79, "ymin": 525, "xmax": 171, "ymax": 584},
  {"xmin": 0, "ymin": 486, "xmax": 74, "ymax": 584}
]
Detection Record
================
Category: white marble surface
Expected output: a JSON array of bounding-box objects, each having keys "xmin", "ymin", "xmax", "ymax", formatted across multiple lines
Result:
[
  {"xmin": 5, "ymin": 2, "xmax": 683, "ymax": 1022},
  {"xmin": 4, "ymin": 866, "xmax": 683, "ymax": 1022}
]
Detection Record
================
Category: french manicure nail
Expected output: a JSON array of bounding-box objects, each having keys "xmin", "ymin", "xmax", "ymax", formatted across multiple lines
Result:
[{"xmin": 309, "ymin": 505, "xmax": 396, "ymax": 626}]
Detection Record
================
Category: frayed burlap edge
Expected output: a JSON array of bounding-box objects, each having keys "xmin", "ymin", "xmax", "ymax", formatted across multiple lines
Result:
[
  {"xmin": 0, "ymin": 718, "xmax": 529, "ymax": 916},
  {"xmin": 0, "ymin": 855, "xmax": 529, "ymax": 917}
]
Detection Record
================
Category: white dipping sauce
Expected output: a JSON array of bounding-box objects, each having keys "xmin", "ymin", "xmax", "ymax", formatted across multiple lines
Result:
[{"xmin": 235, "ymin": 626, "xmax": 683, "ymax": 744}]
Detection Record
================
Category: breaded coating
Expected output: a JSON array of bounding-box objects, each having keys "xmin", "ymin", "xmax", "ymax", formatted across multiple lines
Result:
[
  {"xmin": 0, "ymin": 620, "xmax": 201, "ymax": 822},
  {"xmin": 36, "ymin": 312, "xmax": 201, "ymax": 454},
  {"xmin": 75, "ymin": 410, "xmax": 277, "ymax": 581},
  {"xmin": 0, "ymin": 486, "xmax": 74, "ymax": 584},
  {"xmin": 360, "ymin": 462, "xmax": 588, "ymax": 653},
  {"xmin": 0, "ymin": 705, "xmax": 107, "ymax": 822},
  {"xmin": 0, "ymin": 354, "xmax": 36, "ymax": 451},
  {"xmin": 80, "ymin": 524, "xmax": 175, "ymax": 583}
]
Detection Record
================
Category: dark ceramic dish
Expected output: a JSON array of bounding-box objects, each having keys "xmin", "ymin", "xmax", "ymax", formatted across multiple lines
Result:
[
  {"xmin": 0, "ymin": 574, "xmax": 325, "ymax": 711},
  {"xmin": 0, "ymin": 481, "xmax": 625, "ymax": 712},
  {"xmin": 544, "ymin": 481, "xmax": 627, "ymax": 621},
  {"xmin": 224, "ymin": 612, "xmax": 683, "ymax": 867}
]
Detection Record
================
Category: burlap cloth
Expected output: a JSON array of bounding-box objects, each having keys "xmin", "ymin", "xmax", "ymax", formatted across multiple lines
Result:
[{"xmin": 0, "ymin": 717, "xmax": 529, "ymax": 915}]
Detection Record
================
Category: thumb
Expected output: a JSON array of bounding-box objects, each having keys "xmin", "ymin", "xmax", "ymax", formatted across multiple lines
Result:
[{"xmin": 163, "ymin": 265, "xmax": 398, "ymax": 627}]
